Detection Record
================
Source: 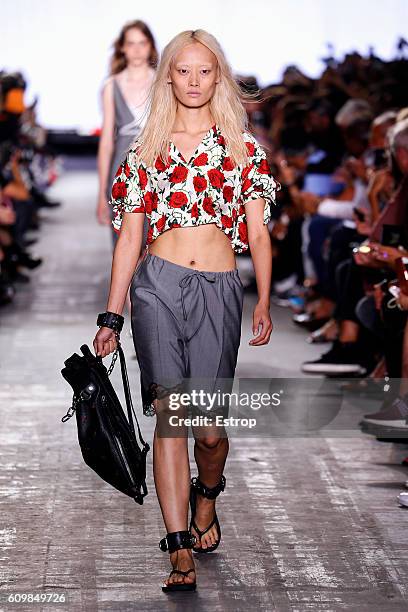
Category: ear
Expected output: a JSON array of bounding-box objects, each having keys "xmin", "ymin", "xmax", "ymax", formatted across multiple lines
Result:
[{"xmin": 215, "ymin": 66, "xmax": 221, "ymax": 84}]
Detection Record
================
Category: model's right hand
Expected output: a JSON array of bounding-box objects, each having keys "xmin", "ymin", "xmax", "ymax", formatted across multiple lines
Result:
[
  {"xmin": 93, "ymin": 326, "xmax": 118, "ymax": 358},
  {"xmin": 96, "ymin": 197, "xmax": 112, "ymax": 225}
]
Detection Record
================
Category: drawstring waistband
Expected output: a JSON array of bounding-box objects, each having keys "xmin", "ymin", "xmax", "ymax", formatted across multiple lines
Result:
[{"xmin": 178, "ymin": 271, "xmax": 216, "ymax": 341}]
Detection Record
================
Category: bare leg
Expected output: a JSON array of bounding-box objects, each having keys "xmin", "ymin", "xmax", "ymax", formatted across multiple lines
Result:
[
  {"xmin": 339, "ymin": 320, "xmax": 360, "ymax": 343},
  {"xmin": 153, "ymin": 399, "xmax": 195, "ymax": 587},
  {"xmin": 307, "ymin": 318, "xmax": 339, "ymax": 343},
  {"xmin": 191, "ymin": 424, "xmax": 229, "ymax": 550},
  {"xmin": 306, "ymin": 297, "xmax": 335, "ymax": 318}
]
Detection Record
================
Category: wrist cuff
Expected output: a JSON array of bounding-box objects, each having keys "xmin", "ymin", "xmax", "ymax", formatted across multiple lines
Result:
[{"xmin": 97, "ymin": 311, "xmax": 124, "ymax": 333}]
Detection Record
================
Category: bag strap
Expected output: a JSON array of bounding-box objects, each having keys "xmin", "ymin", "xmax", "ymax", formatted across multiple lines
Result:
[{"xmin": 116, "ymin": 341, "xmax": 147, "ymax": 449}]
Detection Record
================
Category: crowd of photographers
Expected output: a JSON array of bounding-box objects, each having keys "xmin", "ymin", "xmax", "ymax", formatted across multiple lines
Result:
[
  {"xmin": 0, "ymin": 71, "xmax": 60, "ymax": 306},
  {"xmin": 243, "ymin": 46, "xmax": 408, "ymax": 489}
]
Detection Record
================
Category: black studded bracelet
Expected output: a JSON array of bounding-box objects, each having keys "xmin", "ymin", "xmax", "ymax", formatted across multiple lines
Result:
[{"xmin": 97, "ymin": 311, "xmax": 124, "ymax": 333}]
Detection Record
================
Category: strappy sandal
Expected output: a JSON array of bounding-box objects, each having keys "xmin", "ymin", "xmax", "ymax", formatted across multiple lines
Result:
[
  {"xmin": 306, "ymin": 318, "xmax": 339, "ymax": 344},
  {"xmin": 159, "ymin": 530, "xmax": 197, "ymax": 593},
  {"xmin": 189, "ymin": 474, "xmax": 226, "ymax": 554}
]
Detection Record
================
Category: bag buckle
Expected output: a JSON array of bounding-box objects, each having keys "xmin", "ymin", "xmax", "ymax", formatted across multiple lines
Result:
[
  {"xmin": 80, "ymin": 383, "xmax": 97, "ymax": 401},
  {"xmin": 61, "ymin": 383, "xmax": 96, "ymax": 423}
]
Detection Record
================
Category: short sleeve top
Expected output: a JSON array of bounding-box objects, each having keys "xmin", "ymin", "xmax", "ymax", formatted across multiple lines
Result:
[{"xmin": 109, "ymin": 123, "xmax": 281, "ymax": 253}]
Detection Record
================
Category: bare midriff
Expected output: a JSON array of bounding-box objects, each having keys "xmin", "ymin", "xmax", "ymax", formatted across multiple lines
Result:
[{"xmin": 147, "ymin": 223, "xmax": 237, "ymax": 272}]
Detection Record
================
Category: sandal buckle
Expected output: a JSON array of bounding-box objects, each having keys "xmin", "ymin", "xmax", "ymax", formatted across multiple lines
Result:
[
  {"xmin": 159, "ymin": 530, "xmax": 196, "ymax": 554},
  {"xmin": 159, "ymin": 536, "xmax": 168, "ymax": 552},
  {"xmin": 191, "ymin": 474, "xmax": 226, "ymax": 499}
]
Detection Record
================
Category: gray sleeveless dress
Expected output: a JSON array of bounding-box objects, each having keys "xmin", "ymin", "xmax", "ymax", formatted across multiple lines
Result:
[{"xmin": 107, "ymin": 77, "xmax": 150, "ymax": 250}]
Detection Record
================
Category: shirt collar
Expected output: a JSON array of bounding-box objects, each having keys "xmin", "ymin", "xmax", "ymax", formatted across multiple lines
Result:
[{"xmin": 168, "ymin": 123, "xmax": 223, "ymax": 165}]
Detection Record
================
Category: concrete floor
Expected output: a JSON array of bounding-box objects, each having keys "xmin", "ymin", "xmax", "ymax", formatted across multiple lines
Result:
[{"xmin": 1, "ymin": 163, "xmax": 408, "ymax": 611}]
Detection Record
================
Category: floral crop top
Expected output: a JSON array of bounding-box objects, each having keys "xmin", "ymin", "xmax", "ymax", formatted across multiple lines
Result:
[{"xmin": 109, "ymin": 124, "xmax": 280, "ymax": 254}]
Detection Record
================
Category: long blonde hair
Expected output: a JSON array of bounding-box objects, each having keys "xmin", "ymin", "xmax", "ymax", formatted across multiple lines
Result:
[{"xmin": 136, "ymin": 29, "xmax": 252, "ymax": 167}]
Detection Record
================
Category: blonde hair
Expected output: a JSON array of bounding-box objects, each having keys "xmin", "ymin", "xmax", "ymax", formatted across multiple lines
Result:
[
  {"xmin": 397, "ymin": 107, "xmax": 408, "ymax": 123},
  {"xmin": 389, "ymin": 117, "xmax": 408, "ymax": 154},
  {"xmin": 136, "ymin": 29, "xmax": 252, "ymax": 167}
]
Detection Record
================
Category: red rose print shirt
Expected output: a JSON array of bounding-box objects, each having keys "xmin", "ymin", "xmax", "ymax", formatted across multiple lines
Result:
[{"xmin": 109, "ymin": 124, "xmax": 280, "ymax": 254}]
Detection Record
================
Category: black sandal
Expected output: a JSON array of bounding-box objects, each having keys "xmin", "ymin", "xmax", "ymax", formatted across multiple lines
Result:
[
  {"xmin": 159, "ymin": 530, "xmax": 197, "ymax": 592},
  {"xmin": 189, "ymin": 475, "xmax": 226, "ymax": 554}
]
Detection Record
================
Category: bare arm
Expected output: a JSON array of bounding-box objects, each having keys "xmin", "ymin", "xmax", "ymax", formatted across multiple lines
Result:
[
  {"xmin": 367, "ymin": 168, "xmax": 392, "ymax": 223},
  {"xmin": 93, "ymin": 211, "xmax": 145, "ymax": 358},
  {"xmin": 245, "ymin": 198, "xmax": 274, "ymax": 345},
  {"xmin": 368, "ymin": 191, "xmax": 381, "ymax": 222},
  {"xmin": 105, "ymin": 212, "xmax": 145, "ymax": 315},
  {"xmin": 97, "ymin": 78, "xmax": 115, "ymax": 203}
]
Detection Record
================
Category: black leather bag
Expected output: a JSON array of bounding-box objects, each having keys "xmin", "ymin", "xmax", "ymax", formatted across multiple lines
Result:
[{"xmin": 60, "ymin": 342, "xmax": 150, "ymax": 504}]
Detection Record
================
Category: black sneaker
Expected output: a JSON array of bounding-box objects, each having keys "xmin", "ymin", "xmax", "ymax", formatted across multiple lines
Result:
[{"xmin": 301, "ymin": 340, "xmax": 367, "ymax": 375}]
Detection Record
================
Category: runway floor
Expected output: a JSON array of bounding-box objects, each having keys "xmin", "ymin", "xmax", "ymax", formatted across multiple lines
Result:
[{"xmin": 1, "ymin": 161, "xmax": 408, "ymax": 611}]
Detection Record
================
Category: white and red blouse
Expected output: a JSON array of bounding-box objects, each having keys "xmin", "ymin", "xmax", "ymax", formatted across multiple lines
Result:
[{"xmin": 109, "ymin": 123, "xmax": 280, "ymax": 253}]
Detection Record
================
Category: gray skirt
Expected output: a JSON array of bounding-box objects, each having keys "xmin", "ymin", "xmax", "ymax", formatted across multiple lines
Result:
[{"xmin": 129, "ymin": 251, "xmax": 244, "ymax": 417}]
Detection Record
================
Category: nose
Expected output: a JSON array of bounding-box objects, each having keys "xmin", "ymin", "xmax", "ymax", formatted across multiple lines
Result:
[{"xmin": 188, "ymin": 70, "xmax": 199, "ymax": 87}]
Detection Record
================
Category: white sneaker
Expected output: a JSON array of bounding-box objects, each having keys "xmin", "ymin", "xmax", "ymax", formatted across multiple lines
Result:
[{"xmin": 397, "ymin": 491, "xmax": 408, "ymax": 507}]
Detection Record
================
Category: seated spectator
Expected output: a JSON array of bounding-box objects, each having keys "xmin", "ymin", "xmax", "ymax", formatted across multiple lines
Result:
[
  {"xmin": 0, "ymin": 70, "xmax": 61, "ymax": 305},
  {"xmin": 301, "ymin": 118, "xmax": 408, "ymax": 374}
]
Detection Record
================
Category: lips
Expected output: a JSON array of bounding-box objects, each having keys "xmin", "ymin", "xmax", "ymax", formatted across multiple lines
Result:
[{"xmin": 187, "ymin": 92, "xmax": 201, "ymax": 96}]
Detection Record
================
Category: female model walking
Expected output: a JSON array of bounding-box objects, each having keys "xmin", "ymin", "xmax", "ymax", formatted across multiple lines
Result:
[
  {"xmin": 96, "ymin": 21, "xmax": 157, "ymax": 317},
  {"xmin": 94, "ymin": 29, "xmax": 279, "ymax": 593}
]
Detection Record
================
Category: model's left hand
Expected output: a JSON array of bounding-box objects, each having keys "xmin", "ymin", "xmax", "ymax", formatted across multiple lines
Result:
[{"xmin": 249, "ymin": 302, "xmax": 273, "ymax": 345}]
